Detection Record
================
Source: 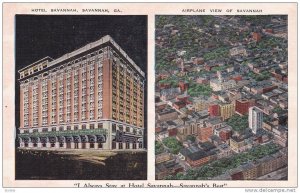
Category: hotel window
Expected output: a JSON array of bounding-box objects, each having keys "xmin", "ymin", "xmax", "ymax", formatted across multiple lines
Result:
[
  {"xmin": 112, "ymin": 141, "xmax": 116, "ymax": 149},
  {"xmin": 67, "ymin": 126, "xmax": 71, "ymax": 130},
  {"xmin": 98, "ymin": 111, "xmax": 102, "ymax": 118},
  {"xmin": 59, "ymin": 126, "xmax": 64, "ymax": 131},
  {"xmin": 90, "ymin": 95, "xmax": 94, "ymax": 101},
  {"xmin": 112, "ymin": 124, "xmax": 116, "ymax": 132},
  {"xmin": 82, "ymin": 124, "xmax": 86, "ymax": 130},
  {"xmin": 90, "ymin": 124, "xmax": 94, "ymax": 130},
  {"xmin": 126, "ymin": 142, "xmax": 130, "ymax": 149},
  {"xmin": 74, "ymin": 125, "xmax": 78, "ymax": 130},
  {"xmin": 98, "ymin": 123, "xmax": 103, "ymax": 129},
  {"xmin": 126, "ymin": 127, "xmax": 130, "ymax": 132},
  {"xmin": 98, "ymin": 67, "xmax": 102, "ymax": 73},
  {"xmin": 90, "ymin": 79, "xmax": 94, "ymax": 85}
]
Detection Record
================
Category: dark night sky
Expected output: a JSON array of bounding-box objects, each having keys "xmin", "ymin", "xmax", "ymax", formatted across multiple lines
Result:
[
  {"xmin": 15, "ymin": 15, "xmax": 147, "ymax": 72},
  {"xmin": 15, "ymin": 15, "xmax": 148, "ymax": 143}
]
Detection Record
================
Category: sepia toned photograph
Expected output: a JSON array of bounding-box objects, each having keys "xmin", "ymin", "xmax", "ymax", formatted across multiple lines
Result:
[
  {"xmin": 155, "ymin": 15, "xmax": 288, "ymax": 180},
  {"xmin": 15, "ymin": 15, "xmax": 147, "ymax": 180}
]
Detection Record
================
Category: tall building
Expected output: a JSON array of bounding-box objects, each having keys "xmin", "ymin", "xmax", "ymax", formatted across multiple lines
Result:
[
  {"xmin": 249, "ymin": 106, "xmax": 263, "ymax": 134},
  {"xmin": 208, "ymin": 103, "xmax": 220, "ymax": 117},
  {"xmin": 235, "ymin": 98, "xmax": 255, "ymax": 115},
  {"xmin": 17, "ymin": 35, "xmax": 145, "ymax": 150},
  {"xmin": 219, "ymin": 103, "xmax": 235, "ymax": 121}
]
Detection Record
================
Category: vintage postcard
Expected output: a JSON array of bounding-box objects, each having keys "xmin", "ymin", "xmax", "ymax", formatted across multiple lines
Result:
[{"xmin": 1, "ymin": 2, "xmax": 298, "ymax": 191}]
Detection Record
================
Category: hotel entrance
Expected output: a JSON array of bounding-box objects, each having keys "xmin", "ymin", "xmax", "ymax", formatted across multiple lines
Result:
[{"xmin": 74, "ymin": 143, "xmax": 79, "ymax": 149}]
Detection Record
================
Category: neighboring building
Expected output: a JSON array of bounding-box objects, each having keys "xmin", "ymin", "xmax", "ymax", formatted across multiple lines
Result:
[
  {"xmin": 241, "ymin": 163, "xmax": 259, "ymax": 180},
  {"xmin": 252, "ymin": 32, "xmax": 262, "ymax": 42},
  {"xmin": 219, "ymin": 103, "xmax": 235, "ymax": 120},
  {"xmin": 155, "ymin": 159, "xmax": 184, "ymax": 180},
  {"xmin": 208, "ymin": 103, "xmax": 220, "ymax": 117},
  {"xmin": 192, "ymin": 57, "xmax": 204, "ymax": 65},
  {"xmin": 155, "ymin": 152, "xmax": 172, "ymax": 164},
  {"xmin": 228, "ymin": 148, "xmax": 288, "ymax": 180},
  {"xmin": 210, "ymin": 79, "xmax": 237, "ymax": 92},
  {"xmin": 178, "ymin": 81, "xmax": 189, "ymax": 92},
  {"xmin": 207, "ymin": 117, "xmax": 223, "ymax": 130},
  {"xmin": 160, "ymin": 87, "xmax": 181, "ymax": 100},
  {"xmin": 235, "ymin": 98, "xmax": 255, "ymax": 115},
  {"xmin": 193, "ymin": 96, "xmax": 216, "ymax": 112},
  {"xmin": 249, "ymin": 107, "xmax": 263, "ymax": 134},
  {"xmin": 217, "ymin": 143, "xmax": 232, "ymax": 159},
  {"xmin": 257, "ymin": 149, "xmax": 287, "ymax": 177},
  {"xmin": 219, "ymin": 126, "xmax": 233, "ymax": 141},
  {"xmin": 176, "ymin": 93, "xmax": 189, "ymax": 103},
  {"xmin": 18, "ymin": 35, "xmax": 145, "ymax": 150},
  {"xmin": 229, "ymin": 46, "xmax": 248, "ymax": 56},
  {"xmin": 229, "ymin": 136, "xmax": 250, "ymax": 153},
  {"xmin": 168, "ymin": 126, "xmax": 178, "ymax": 137},
  {"xmin": 157, "ymin": 109, "xmax": 178, "ymax": 122},
  {"xmin": 179, "ymin": 146, "xmax": 212, "ymax": 167},
  {"xmin": 155, "ymin": 101, "xmax": 167, "ymax": 112},
  {"xmin": 198, "ymin": 126, "xmax": 213, "ymax": 142},
  {"xmin": 177, "ymin": 119, "xmax": 200, "ymax": 141},
  {"xmin": 173, "ymin": 101, "xmax": 186, "ymax": 110}
]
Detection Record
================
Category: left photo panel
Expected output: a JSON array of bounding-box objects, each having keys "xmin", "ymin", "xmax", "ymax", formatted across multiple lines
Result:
[{"xmin": 15, "ymin": 15, "xmax": 147, "ymax": 180}]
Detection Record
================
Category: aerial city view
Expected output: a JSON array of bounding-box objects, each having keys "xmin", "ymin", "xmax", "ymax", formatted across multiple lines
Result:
[{"xmin": 155, "ymin": 15, "xmax": 288, "ymax": 180}]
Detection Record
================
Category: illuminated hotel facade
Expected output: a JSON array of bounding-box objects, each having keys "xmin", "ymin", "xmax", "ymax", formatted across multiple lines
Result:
[{"xmin": 17, "ymin": 35, "xmax": 145, "ymax": 150}]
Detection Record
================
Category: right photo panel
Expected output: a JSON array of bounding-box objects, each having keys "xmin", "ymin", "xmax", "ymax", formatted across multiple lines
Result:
[{"xmin": 155, "ymin": 15, "xmax": 288, "ymax": 180}]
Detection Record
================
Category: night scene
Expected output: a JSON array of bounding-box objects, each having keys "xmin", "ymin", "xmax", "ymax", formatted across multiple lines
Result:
[{"xmin": 15, "ymin": 15, "xmax": 147, "ymax": 180}]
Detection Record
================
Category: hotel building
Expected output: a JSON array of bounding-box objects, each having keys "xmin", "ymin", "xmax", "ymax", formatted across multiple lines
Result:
[
  {"xmin": 219, "ymin": 103, "xmax": 235, "ymax": 121},
  {"xmin": 17, "ymin": 35, "xmax": 145, "ymax": 150}
]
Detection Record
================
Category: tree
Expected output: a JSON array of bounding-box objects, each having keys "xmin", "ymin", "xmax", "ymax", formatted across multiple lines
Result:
[
  {"xmin": 186, "ymin": 135, "xmax": 196, "ymax": 142},
  {"xmin": 226, "ymin": 114, "xmax": 248, "ymax": 132},
  {"xmin": 155, "ymin": 141, "xmax": 165, "ymax": 155},
  {"xmin": 162, "ymin": 137, "xmax": 183, "ymax": 154}
]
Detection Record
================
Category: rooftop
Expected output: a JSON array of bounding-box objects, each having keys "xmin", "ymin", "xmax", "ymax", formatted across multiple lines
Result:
[{"xmin": 19, "ymin": 35, "xmax": 145, "ymax": 79}]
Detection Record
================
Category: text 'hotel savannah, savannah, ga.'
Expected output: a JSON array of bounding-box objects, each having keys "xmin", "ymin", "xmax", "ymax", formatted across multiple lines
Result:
[{"xmin": 17, "ymin": 35, "xmax": 145, "ymax": 150}]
